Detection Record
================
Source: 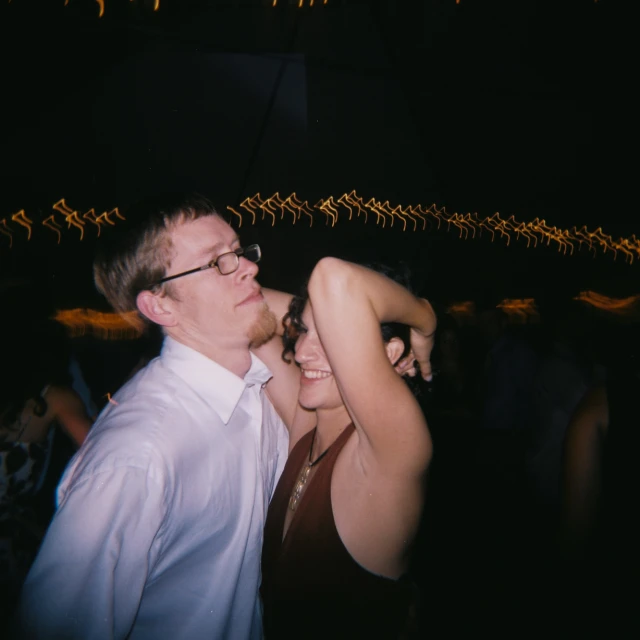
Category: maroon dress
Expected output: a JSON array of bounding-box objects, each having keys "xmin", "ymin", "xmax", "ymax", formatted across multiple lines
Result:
[{"xmin": 261, "ymin": 424, "xmax": 413, "ymax": 639}]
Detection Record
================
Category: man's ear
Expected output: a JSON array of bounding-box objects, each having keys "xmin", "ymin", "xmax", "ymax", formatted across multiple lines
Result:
[
  {"xmin": 385, "ymin": 337, "xmax": 406, "ymax": 366},
  {"xmin": 136, "ymin": 290, "xmax": 178, "ymax": 328}
]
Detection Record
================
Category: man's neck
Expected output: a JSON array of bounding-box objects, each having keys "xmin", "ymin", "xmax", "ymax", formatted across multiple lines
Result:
[{"xmin": 166, "ymin": 330, "xmax": 253, "ymax": 379}]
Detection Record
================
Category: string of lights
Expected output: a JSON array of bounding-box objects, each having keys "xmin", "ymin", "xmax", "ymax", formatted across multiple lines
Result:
[
  {"xmin": 2, "ymin": 1, "xmax": 607, "ymax": 18},
  {"xmin": 5, "ymin": 0, "xmax": 338, "ymax": 17},
  {"xmin": 0, "ymin": 199, "xmax": 125, "ymax": 248},
  {"xmin": 1, "ymin": 192, "xmax": 638, "ymax": 263}
]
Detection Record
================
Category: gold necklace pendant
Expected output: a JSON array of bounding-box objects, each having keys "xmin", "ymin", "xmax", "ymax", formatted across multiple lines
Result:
[
  {"xmin": 288, "ymin": 428, "xmax": 335, "ymax": 512},
  {"xmin": 288, "ymin": 464, "xmax": 312, "ymax": 511}
]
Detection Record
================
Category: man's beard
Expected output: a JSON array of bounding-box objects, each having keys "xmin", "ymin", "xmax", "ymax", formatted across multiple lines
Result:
[{"xmin": 248, "ymin": 303, "xmax": 278, "ymax": 348}]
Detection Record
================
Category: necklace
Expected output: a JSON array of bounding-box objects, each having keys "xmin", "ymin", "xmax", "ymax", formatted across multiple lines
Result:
[{"xmin": 288, "ymin": 429, "xmax": 332, "ymax": 512}]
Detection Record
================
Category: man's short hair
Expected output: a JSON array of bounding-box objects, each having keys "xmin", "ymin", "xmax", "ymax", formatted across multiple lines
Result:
[{"xmin": 93, "ymin": 192, "xmax": 221, "ymax": 319}]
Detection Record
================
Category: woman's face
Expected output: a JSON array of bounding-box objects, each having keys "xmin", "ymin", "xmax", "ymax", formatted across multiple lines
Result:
[{"xmin": 294, "ymin": 304, "xmax": 345, "ymax": 413}]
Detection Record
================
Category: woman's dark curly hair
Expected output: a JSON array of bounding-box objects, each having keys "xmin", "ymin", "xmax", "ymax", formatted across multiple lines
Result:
[{"xmin": 281, "ymin": 262, "xmax": 422, "ymax": 396}]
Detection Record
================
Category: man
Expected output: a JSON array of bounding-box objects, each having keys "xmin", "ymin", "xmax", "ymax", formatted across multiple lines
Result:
[
  {"xmin": 17, "ymin": 193, "xmax": 308, "ymax": 639},
  {"xmin": 18, "ymin": 192, "xmax": 434, "ymax": 639}
]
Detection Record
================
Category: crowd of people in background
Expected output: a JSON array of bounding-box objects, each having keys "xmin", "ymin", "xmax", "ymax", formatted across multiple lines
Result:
[
  {"xmin": 1, "ymin": 195, "xmax": 638, "ymax": 636},
  {"xmin": 422, "ymin": 296, "xmax": 638, "ymax": 634}
]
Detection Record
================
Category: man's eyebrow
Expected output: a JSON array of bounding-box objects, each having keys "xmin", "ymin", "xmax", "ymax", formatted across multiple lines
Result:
[{"xmin": 197, "ymin": 237, "xmax": 241, "ymax": 259}]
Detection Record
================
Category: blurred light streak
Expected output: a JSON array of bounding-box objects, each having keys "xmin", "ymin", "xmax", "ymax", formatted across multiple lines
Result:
[
  {"xmin": 447, "ymin": 298, "xmax": 541, "ymax": 324},
  {"xmin": 0, "ymin": 220, "xmax": 13, "ymax": 248},
  {"xmin": 1, "ymin": 193, "xmax": 638, "ymax": 264},
  {"xmin": 54, "ymin": 198, "xmax": 87, "ymax": 240},
  {"xmin": 11, "ymin": 210, "xmax": 33, "ymax": 240},
  {"xmin": 497, "ymin": 298, "xmax": 540, "ymax": 323},
  {"xmin": 82, "ymin": 208, "xmax": 106, "ymax": 236},
  {"xmin": 54, "ymin": 308, "xmax": 143, "ymax": 339},
  {"xmin": 105, "ymin": 393, "xmax": 118, "ymax": 406},
  {"xmin": 574, "ymin": 291, "xmax": 640, "ymax": 318},
  {"xmin": 42, "ymin": 215, "xmax": 63, "ymax": 244},
  {"xmin": 445, "ymin": 301, "xmax": 475, "ymax": 324},
  {"xmin": 226, "ymin": 206, "xmax": 244, "ymax": 227},
  {"xmin": 51, "ymin": 0, "xmax": 160, "ymax": 16}
]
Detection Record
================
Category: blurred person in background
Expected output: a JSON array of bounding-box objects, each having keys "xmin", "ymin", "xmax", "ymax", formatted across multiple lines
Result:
[{"xmin": 0, "ymin": 279, "xmax": 93, "ymax": 618}]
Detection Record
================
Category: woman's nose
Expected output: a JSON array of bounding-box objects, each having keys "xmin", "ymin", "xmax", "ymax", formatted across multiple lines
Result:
[{"xmin": 295, "ymin": 335, "xmax": 311, "ymax": 363}]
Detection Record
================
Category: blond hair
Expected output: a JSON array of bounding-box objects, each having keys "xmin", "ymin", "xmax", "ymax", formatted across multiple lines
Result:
[{"xmin": 93, "ymin": 193, "xmax": 221, "ymax": 322}]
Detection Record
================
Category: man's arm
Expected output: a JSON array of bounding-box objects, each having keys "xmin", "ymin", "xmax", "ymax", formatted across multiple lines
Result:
[
  {"xmin": 19, "ymin": 466, "xmax": 165, "ymax": 639},
  {"xmin": 307, "ymin": 258, "xmax": 436, "ymax": 476},
  {"xmin": 254, "ymin": 288, "xmax": 316, "ymax": 447}
]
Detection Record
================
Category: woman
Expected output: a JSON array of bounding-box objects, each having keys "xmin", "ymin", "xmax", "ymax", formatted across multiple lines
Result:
[
  {"xmin": 260, "ymin": 258, "xmax": 436, "ymax": 639},
  {"xmin": 1, "ymin": 385, "xmax": 92, "ymax": 506},
  {"xmin": 0, "ymin": 302, "xmax": 93, "ymax": 616}
]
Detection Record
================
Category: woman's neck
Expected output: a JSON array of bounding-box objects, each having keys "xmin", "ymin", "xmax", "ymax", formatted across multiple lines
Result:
[{"xmin": 314, "ymin": 405, "xmax": 352, "ymax": 454}]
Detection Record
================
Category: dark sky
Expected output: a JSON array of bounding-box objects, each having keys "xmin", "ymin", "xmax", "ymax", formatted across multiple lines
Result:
[{"xmin": 0, "ymin": 0, "xmax": 637, "ymax": 308}]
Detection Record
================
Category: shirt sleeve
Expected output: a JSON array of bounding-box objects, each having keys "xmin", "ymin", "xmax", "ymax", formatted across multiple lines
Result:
[{"xmin": 18, "ymin": 465, "xmax": 166, "ymax": 639}]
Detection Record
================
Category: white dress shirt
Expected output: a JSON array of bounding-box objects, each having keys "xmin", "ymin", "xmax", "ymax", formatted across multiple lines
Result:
[{"xmin": 18, "ymin": 337, "xmax": 289, "ymax": 639}]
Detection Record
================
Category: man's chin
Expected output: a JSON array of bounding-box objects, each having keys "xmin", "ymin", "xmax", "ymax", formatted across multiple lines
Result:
[{"xmin": 248, "ymin": 304, "xmax": 277, "ymax": 349}]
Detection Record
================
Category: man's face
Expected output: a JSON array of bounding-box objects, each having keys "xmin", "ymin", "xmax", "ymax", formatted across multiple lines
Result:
[{"xmin": 162, "ymin": 215, "xmax": 276, "ymax": 350}]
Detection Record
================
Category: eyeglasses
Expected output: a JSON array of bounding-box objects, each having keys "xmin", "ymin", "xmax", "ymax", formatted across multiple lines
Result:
[{"xmin": 154, "ymin": 244, "xmax": 261, "ymax": 286}]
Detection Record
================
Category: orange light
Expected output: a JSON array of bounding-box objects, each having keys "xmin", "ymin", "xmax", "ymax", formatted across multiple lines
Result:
[
  {"xmin": 11, "ymin": 209, "xmax": 33, "ymax": 240},
  {"xmin": 42, "ymin": 215, "xmax": 63, "ymax": 244},
  {"xmin": 105, "ymin": 393, "xmax": 119, "ymax": 406},
  {"xmin": 54, "ymin": 308, "xmax": 144, "ymax": 339},
  {"xmin": 2, "ymin": 192, "xmax": 639, "ymax": 263},
  {"xmin": 574, "ymin": 291, "xmax": 640, "ymax": 318},
  {"xmin": 0, "ymin": 219, "xmax": 13, "ymax": 248},
  {"xmin": 497, "ymin": 298, "xmax": 540, "ymax": 323},
  {"xmin": 446, "ymin": 301, "xmax": 475, "ymax": 322}
]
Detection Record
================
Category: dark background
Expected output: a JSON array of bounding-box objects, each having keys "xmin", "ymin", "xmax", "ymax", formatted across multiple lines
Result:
[
  {"xmin": 2, "ymin": 4, "xmax": 635, "ymax": 631},
  {"xmin": 1, "ymin": 0, "xmax": 637, "ymax": 309}
]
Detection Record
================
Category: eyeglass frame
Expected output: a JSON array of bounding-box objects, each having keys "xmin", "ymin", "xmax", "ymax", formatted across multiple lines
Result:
[{"xmin": 152, "ymin": 244, "xmax": 261, "ymax": 287}]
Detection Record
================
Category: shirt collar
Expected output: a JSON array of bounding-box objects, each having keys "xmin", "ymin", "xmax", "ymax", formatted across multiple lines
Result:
[{"xmin": 160, "ymin": 336, "xmax": 273, "ymax": 425}]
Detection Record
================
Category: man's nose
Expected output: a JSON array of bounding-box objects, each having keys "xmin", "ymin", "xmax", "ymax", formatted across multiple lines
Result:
[{"xmin": 238, "ymin": 256, "xmax": 259, "ymax": 279}]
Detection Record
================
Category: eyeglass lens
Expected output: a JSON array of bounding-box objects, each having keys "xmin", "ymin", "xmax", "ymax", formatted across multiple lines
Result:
[{"xmin": 217, "ymin": 245, "xmax": 261, "ymax": 275}]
